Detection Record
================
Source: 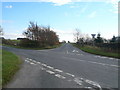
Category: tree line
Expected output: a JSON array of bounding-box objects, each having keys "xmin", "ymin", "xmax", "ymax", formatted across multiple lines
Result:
[{"xmin": 73, "ymin": 28, "xmax": 120, "ymax": 53}]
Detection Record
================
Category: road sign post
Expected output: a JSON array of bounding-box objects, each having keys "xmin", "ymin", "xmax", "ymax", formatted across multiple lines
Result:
[{"xmin": 91, "ymin": 34, "xmax": 96, "ymax": 46}]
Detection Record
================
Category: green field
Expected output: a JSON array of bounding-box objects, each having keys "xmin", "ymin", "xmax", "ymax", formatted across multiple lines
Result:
[
  {"xmin": 72, "ymin": 43, "xmax": 120, "ymax": 59},
  {"xmin": 2, "ymin": 50, "xmax": 22, "ymax": 86}
]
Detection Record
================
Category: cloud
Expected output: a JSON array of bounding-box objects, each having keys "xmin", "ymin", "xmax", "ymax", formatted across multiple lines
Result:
[
  {"xmin": 49, "ymin": 0, "xmax": 72, "ymax": 6},
  {"xmin": 88, "ymin": 11, "xmax": 96, "ymax": 18},
  {"xmin": 2, "ymin": 0, "xmax": 119, "ymax": 6},
  {"xmin": 5, "ymin": 5, "xmax": 13, "ymax": 8},
  {"xmin": 0, "ymin": 20, "xmax": 14, "ymax": 24},
  {"xmin": 3, "ymin": 33, "xmax": 24, "ymax": 39},
  {"xmin": 106, "ymin": 0, "xmax": 119, "ymax": 13},
  {"xmin": 52, "ymin": 28, "xmax": 74, "ymax": 42}
]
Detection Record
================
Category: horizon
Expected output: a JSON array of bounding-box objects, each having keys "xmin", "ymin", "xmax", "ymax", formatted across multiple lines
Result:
[{"xmin": 1, "ymin": 0, "xmax": 119, "ymax": 42}]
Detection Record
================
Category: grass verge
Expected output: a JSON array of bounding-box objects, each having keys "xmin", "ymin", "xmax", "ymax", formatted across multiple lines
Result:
[
  {"xmin": 72, "ymin": 43, "xmax": 120, "ymax": 59},
  {"xmin": 2, "ymin": 44, "xmax": 62, "ymax": 50},
  {"xmin": 2, "ymin": 50, "xmax": 22, "ymax": 86},
  {"xmin": 0, "ymin": 49, "xmax": 2, "ymax": 88}
]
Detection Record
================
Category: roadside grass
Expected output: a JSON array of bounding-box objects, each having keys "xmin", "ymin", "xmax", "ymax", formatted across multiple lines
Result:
[
  {"xmin": 2, "ymin": 50, "xmax": 22, "ymax": 86},
  {"xmin": 2, "ymin": 44, "xmax": 62, "ymax": 50},
  {"xmin": 72, "ymin": 43, "xmax": 120, "ymax": 59},
  {"xmin": 0, "ymin": 49, "xmax": 2, "ymax": 88},
  {"xmin": 11, "ymin": 40, "xmax": 20, "ymax": 42}
]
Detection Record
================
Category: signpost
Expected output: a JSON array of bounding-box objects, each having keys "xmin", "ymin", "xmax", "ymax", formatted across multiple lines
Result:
[{"xmin": 91, "ymin": 34, "xmax": 96, "ymax": 46}]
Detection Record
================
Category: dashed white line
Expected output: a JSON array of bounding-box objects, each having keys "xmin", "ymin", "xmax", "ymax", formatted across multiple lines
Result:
[
  {"xmin": 94, "ymin": 56, "xmax": 119, "ymax": 61},
  {"xmin": 46, "ymin": 70, "xmax": 55, "ymax": 74},
  {"xmin": 37, "ymin": 62, "xmax": 41, "ymax": 64},
  {"xmin": 100, "ymin": 56, "xmax": 107, "ymax": 59},
  {"xmin": 76, "ymin": 51, "xmax": 79, "ymax": 53},
  {"xmin": 25, "ymin": 58, "xmax": 102, "ymax": 89},
  {"xmin": 72, "ymin": 50, "xmax": 79, "ymax": 53},
  {"xmin": 77, "ymin": 54, "xmax": 83, "ymax": 55},
  {"xmin": 30, "ymin": 62, "xmax": 36, "ymax": 65},
  {"xmin": 72, "ymin": 50, "xmax": 75, "ymax": 52},
  {"xmin": 74, "ymin": 78, "xmax": 82, "ymax": 85},
  {"xmin": 55, "ymin": 69, "xmax": 63, "ymax": 73},
  {"xmin": 55, "ymin": 74, "xmax": 66, "ymax": 79},
  {"xmin": 109, "ymin": 58, "xmax": 114, "ymax": 60},
  {"xmin": 85, "ymin": 79, "xmax": 102, "ymax": 90},
  {"xmin": 32, "ymin": 60, "xmax": 37, "ymax": 63},
  {"xmin": 46, "ymin": 66, "xmax": 54, "ymax": 69},
  {"xmin": 25, "ymin": 60, "xmax": 30, "ymax": 63},
  {"xmin": 63, "ymin": 57, "xmax": 119, "ymax": 68},
  {"xmin": 42, "ymin": 64, "xmax": 47, "ymax": 67},
  {"xmin": 66, "ymin": 73, "xmax": 75, "ymax": 77}
]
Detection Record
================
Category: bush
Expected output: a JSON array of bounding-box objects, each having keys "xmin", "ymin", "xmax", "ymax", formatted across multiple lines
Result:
[
  {"xmin": 95, "ymin": 43, "xmax": 120, "ymax": 53},
  {"xmin": 19, "ymin": 39, "xmax": 39, "ymax": 48},
  {"xmin": 2, "ymin": 39, "xmax": 15, "ymax": 46}
]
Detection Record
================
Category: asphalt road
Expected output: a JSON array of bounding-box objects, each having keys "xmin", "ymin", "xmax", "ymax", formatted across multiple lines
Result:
[{"xmin": 2, "ymin": 43, "xmax": 119, "ymax": 89}]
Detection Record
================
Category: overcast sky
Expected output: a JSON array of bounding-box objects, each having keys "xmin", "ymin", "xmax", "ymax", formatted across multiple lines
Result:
[{"xmin": 1, "ymin": 0, "xmax": 119, "ymax": 42}]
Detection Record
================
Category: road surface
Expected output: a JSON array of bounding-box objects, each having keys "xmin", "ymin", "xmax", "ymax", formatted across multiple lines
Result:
[{"xmin": 2, "ymin": 43, "xmax": 119, "ymax": 89}]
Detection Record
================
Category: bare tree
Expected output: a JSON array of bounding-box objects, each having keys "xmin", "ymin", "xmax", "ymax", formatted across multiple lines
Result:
[
  {"xmin": 23, "ymin": 22, "xmax": 59, "ymax": 47},
  {"xmin": 73, "ymin": 28, "xmax": 81, "ymax": 42}
]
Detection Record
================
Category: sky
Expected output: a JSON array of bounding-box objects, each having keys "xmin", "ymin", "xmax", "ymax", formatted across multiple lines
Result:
[{"xmin": 1, "ymin": 0, "xmax": 119, "ymax": 42}]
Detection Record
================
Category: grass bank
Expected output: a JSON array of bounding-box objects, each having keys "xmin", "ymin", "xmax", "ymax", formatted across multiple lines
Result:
[
  {"xmin": 2, "ymin": 44, "xmax": 62, "ymax": 50},
  {"xmin": 2, "ymin": 50, "xmax": 22, "ymax": 86},
  {"xmin": 72, "ymin": 43, "xmax": 120, "ymax": 59},
  {"xmin": 0, "ymin": 50, "xmax": 2, "ymax": 88}
]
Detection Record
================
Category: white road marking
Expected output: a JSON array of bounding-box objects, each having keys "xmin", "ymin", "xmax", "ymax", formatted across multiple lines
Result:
[
  {"xmin": 26, "ymin": 58, "xmax": 29, "ymax": 59},
  {"xmin": 72, "ymin": 50, "xmax": 75, "ymax": 52},
  {"xmin": 84, "ymin": 87, "xmax": 92, "ymax": 89},
  {"xmin": 30, "ymin": 62, "xmax": 36, "ymax": 65},
  {"xmin": 76, "ymin": 51, "xmax": 79, "ymax": 53},
  {"xmin": 72, "ymin": 50, "xmax": 79, "ymax": 53},
  {"xmin": 77, "ymin": 54, "xmax": 83, "ymax": 55},
  {"xmin": 29, "ymin": 59, "xmax": 33, "ymax": 61},
  {"xmin": 94, "ymin": 56, "xmax": 119, "ymax": 61},
  {"xmin": 42, "ymin": 64, "xmax": 47, "ymax": 67},
  {"xmin": 46, "ymin": 70, "xmax": 55, "ymax": 74},
  {"xmin": 37, "ymin": 62, "xmax": 41, "ymax": 64},
  {"xmin": 74, "ymin": 78, "xmax": 82, "ymax": 85},
  {"xmin": 32, "ymin": 60, "xmax": 37, "ymax": 63},
  {"xmin": 66, "ymin": 73, "xmax": 75, "ymax": 77},
  {"xmin": 63, "ymin": 57, "xmax": 119, "ymax": 68},
  {"xmin": 100, "ymin": 56, "xmax": 107, "ymax": 59},
  {"xmin": 25, "ymin": 60, "xmax": 30, "ymax": 63},
  {"xmin": 87, "ymin": 61, "xmax": 119, "ymax": 68},
  {"xmin": 109, "ymin": 58, "xmax": 114, "ymax": 60},
  {"xmin": 55, "ymin": 69, "xmax": 63, "ymax": 73},
  {"xmin": 25, "ymin": 58, "xmax": 102, "ymax": 89},
  {"xmin": 85, "ymin": 79, "xmax": 102, "ymax": 90},
  {"xmin": 55, "ymin": 74, "xmax": 66, "ymax": 79},
  {"xmin": 46, "ymin": 66, "xmax": 54, "ymax": 69}
]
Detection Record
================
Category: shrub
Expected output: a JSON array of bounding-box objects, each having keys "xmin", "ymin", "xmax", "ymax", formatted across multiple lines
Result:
[{"xmin": 19, "ymin": 39, "xmax": 39, "ymax": 48}]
